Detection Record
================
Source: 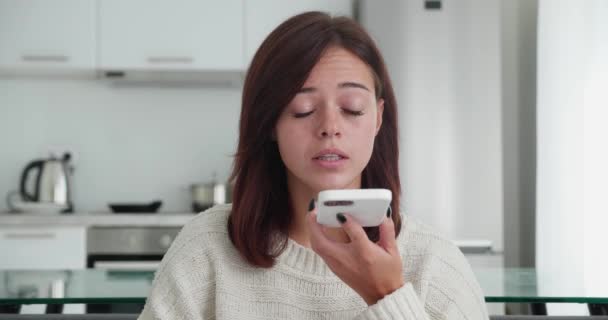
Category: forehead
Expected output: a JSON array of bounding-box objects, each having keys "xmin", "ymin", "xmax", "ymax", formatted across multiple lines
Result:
[{"xmin": 303, "ymin": 47, "xmax": 375, "ymax": 88}]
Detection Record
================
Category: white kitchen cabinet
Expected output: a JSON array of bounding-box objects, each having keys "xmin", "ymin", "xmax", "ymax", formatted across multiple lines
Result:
[
  {"xmin": 99, "ymin": 0, "xmax": 244, "ymax": 71},
  {"xmin": 0, "ymin": 226, "xmax": 86, "ymax": 314},
  {"xmin": 0, "ymin": 226, "xmax": 86, "ymax": 269},
  {"xmin": 244, "ymin": 0, "xmax": 354, "ymax": 67},
  {"xmin": 0, "ymin": 0, "xmax": 96, "ymax": 72},
  {"xmin": 0, "ymin": 0, "xmax": 353, "ymax": 76}
]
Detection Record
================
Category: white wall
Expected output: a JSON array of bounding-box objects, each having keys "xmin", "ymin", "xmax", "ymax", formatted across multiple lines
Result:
[
  {"xmin": 361, "ymin": 2, "xmax": 507, "ymax": 314},
  {"xmin": 360, "ymin": 0, "xmax": 504, "ymax": 252},
  {"xmin": 536, "ymin": 0, "xmax": 608, "ymax": 315},
  {"xmin": 0, "ymin": 76, "xmax": 241, "ymax": 212}
]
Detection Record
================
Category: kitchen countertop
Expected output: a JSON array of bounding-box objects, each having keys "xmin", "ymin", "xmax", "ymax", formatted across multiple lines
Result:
[
  {"xmin": 0, "ymin": 212, "xmax": 197, "ymax": 227},
  {"xmin": 0, "ymin": 212, "xmax": 501, "ymax": 255}
]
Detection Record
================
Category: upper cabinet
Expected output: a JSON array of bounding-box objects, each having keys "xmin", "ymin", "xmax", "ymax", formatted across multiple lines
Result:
[
  {"xmin": 0, "ymin": 0, "xmax": 96, "ymax": 71},
  {"xmin": 0, "ymin": 0, "xmax": 354, "ymax": 75},
  {"xmin": 244, "ymin": 0, "xmax": 354, "ymax": 67},
  {"xmin": 98, "ymin": 0, "xmax": 244, "ymax": 71}
]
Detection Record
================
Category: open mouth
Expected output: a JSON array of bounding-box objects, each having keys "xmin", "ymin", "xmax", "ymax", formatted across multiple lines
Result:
[{"xmin": 313, "ymin": 154, "xmax": 347, "ymax": 161}]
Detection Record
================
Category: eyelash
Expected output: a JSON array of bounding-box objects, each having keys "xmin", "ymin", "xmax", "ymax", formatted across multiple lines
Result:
[
  {"xmin": 293, "ymin": 109, "xmax": 364, "ymax": 118},
  {"xmin": 294, "ymin": 111, "xmax": 314, "ymax": 118},
  {"xmin": 347, "ymin": 109, "xmax": 365, "ymax": 116}
]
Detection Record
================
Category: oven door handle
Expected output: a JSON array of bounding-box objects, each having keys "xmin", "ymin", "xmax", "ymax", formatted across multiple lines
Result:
[{"xmin": 92, "ymin": 261, "xmax": 160, "ymax": 271}]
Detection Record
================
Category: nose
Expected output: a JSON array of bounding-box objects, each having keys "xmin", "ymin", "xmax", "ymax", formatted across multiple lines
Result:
[{"xmin": 317, "ymin": 108, "xmax": 341, "ymax": 138}]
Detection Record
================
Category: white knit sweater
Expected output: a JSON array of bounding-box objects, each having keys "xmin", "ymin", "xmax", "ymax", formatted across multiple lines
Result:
[{"xmin": 138, "ymin": 204, "xmax": 488, "ymax": 320}]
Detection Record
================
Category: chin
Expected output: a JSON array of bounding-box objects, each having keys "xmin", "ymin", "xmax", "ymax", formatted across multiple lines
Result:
[{"xmin": 310, "ymin": 178, "xmax": 358, "ymax": 192}]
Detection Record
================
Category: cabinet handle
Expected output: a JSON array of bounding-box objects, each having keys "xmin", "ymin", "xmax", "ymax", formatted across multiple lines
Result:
[
  {"xmin": 147, "ymin": 56, "xmax": 193, "ymax": 64},
  {"xmin": 4, "ymin": 232, "xmax": 56, "ymax": 239},
  {"xmin": 21, "ymin": 54, "xmax": 70, "ymax": 63},
  {"xmin": 93, "ymin": 261, "xmax": 160, "ymax": 271}
]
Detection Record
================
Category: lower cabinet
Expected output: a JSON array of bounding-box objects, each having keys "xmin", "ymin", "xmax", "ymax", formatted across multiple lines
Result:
[{"xmin": 0, "ymin": 226, "xmax": 86, "ymax": 314}]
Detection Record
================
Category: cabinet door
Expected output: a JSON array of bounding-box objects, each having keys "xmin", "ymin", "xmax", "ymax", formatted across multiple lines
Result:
[
  {"xmin": 0, "ymin": 226, "xmax": 86, "ymax": 269},
  {"xmin": 0, "ymin": 0, "xmax": 96, "ymax": 71},
  {"xmin": 99, "ymin": 0, "xmax": 244, "ymax": 71},
  {"xmin": 244, "ymin": 0, "xmax": 353, "ymax": 67}
]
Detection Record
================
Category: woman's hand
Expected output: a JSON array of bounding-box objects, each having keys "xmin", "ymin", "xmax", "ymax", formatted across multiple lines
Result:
[{"xmin": 306, "ymin": 207, "xmax": 404, "ymax": 306}]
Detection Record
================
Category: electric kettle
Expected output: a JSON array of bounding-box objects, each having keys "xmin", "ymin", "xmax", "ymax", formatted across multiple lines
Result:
[{"xmin": 6, "ymin": 152, "xmax": 74, "ymax": 213}]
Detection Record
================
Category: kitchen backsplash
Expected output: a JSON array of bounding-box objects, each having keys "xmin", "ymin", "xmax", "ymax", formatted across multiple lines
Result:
[{"xmin": 0, "ymin": 77, "xmax": 241, "ymax": 212}]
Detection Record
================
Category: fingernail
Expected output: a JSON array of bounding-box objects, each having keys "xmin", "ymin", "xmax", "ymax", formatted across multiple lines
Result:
[
  {"xmin": 308, "ymin": 198, "xmax": 315, "ymax": 212},
  {"xmin": 336, "ymin": 213, "xmax": 347, "ymax": 224},
  {"xmin": 386, "ymin": 206, "xmax": 392, "ymax": 218}
]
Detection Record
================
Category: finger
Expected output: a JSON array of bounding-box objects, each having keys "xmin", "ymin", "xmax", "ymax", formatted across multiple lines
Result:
[
  {"xmin": 337, "ymin": 213, "xmax": 369, "ymax": 248},
  {"xmin": 377, "ymin": 209, "xmax": 398, "ymax": 255},
  {"xmin": 307, "ymin": 212, "xmax": 341, "ymax": 256}
]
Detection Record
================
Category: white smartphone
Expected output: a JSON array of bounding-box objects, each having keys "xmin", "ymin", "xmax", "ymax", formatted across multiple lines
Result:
[{"xmin": 315, "ymin": 189, "xmax": 392, "ymax": 227}]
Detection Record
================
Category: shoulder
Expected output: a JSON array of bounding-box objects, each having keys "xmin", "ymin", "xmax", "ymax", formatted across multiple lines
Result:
[
  {"xmin": 395, "ymin": 214, "xmax": 487, "ymax": 317},
  {"xmin": 180, "ymin": 203, "xmax": 232, "ymax": 238},
  {"xmin": 171, "ymin": 203, "xmax": 231, "ymax": 251},
  {"xmin": 396, "ymin": 213, "xmax": 465, "ymax": 264},
  {"xmin": 397, "ymin": 214, "xmax": 475, "ymax": 278},
  {"xmin": 156, "ymin": 204, "xmax": 234, "ymax": 274},
  {"xmin": 139, "ymin": 205, "xmax": 233, "ymax": 319}
]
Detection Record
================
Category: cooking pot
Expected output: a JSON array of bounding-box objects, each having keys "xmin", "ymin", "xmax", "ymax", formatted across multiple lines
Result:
[{"xmin": 190, "ymin": 178, "xmax": 231, "ymax": 213}]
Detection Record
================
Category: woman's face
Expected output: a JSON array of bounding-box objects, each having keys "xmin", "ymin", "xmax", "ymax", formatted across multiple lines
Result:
[{"xmin": 275, "ymin": 47, "xmax": 384, "ymax": 194}]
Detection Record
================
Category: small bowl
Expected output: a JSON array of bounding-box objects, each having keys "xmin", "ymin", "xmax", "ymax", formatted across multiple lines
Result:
[{"xmin": 108, "ymin": 200, "xmax": 162, "ymax": 213}]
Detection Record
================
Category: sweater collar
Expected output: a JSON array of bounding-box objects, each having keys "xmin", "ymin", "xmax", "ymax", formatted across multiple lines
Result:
[{"xmin": 276, "ymin": 237, "xmax": 335, "ymax": 277}]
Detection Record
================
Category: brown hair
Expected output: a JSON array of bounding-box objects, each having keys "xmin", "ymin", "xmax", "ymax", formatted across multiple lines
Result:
[{"xmin": 228, "ymin": 11, "xmax": 401, "ymax": 268}]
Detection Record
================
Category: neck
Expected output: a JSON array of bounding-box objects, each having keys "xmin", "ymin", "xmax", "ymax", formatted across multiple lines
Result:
[{"xmin": 287, "ymin": 174, "xmax": 361, "ymax": 247}]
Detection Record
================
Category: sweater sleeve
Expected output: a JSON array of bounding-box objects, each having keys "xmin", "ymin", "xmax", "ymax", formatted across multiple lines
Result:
[
  {"xmin": 354, "ymin": 282, "xmax": 431, "ymax": 320},
  {"xmin": 355, "ymin": 275, "xmax": 488, "ymax": 320},
  {"xmin": 355, "ymin": 232, "xmax": 489, "ymax": 320}
]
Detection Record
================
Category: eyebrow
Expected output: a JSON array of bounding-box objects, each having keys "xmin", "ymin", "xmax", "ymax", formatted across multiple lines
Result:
[{"xmin": 297, "ymin": 82, "xmax": 371, "ymax": 94}]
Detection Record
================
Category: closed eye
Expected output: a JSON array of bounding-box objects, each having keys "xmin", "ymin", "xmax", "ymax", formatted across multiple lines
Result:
[
  {"xmin": 294, "ymin": 111, "xmax": 314, "ymax": 118},
  {"xmin": 293, "ymin": 109, "xmax": 363, "ymax": 118},
  {"xmin": 343, "ymin": 109, "xmax": 364, "ymax": 116}
]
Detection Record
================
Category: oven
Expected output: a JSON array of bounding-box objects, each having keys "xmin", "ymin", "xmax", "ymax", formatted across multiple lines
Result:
[{"xmin": 86, "ymin": 226, "xmax": 179, "ymax": 313}]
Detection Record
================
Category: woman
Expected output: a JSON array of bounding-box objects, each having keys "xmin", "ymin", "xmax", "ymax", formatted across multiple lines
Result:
[{"xmin": 139, "ymin": 12, "xmax": 488, "ymax": 320}]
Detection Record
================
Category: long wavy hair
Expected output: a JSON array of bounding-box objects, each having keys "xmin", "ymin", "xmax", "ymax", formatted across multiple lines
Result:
[{"xmin": 228, "ymin": 11, "xmax": 401, "ymax": 268}]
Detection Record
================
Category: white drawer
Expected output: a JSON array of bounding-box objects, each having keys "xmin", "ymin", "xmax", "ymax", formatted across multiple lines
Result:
[{"xmin": 0, "ymin": 226, "xmax": 86, "ymax": 269}]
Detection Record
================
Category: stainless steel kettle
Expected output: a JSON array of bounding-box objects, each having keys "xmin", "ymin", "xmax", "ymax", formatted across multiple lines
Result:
[{"xmin": 6, "ymin": 152, "xmax": 74, "ymax": 213}]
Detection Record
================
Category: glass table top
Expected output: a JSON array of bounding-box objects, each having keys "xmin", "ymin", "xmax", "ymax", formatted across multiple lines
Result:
[
  {"xmin": 1, "ymin": 268, "xmax": 607, "ymax": 305},
  {"xmin": 473, "ymin": 267, "xmax": 608, "ymax": 304},
  {"xmin": 0, "ymin": 269, "xmax": 153, "ymax": 304}
]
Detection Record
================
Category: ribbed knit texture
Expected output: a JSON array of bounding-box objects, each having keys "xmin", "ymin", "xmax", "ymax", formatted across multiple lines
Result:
[{"xmin": 138, "ymin": 204, "xmax": 488, "ymax": 320}]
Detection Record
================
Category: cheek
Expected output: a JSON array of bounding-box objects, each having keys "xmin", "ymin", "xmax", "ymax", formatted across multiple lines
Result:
[
  {"xmin": 349, "ymin": 117, "xmax": 378, "ymax": 161},
  {"xmin": 276, "ymin": 121, "xmax": 308, "ymax": 164},
  {"xmin": 351, "ymin": 116, "xmax": 378, "ymax": 142}
]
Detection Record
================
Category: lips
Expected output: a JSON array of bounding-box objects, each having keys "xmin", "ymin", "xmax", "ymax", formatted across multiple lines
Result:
[{"xmin": 312, "ymin": 148, "xmax": 349, "ymax": 160}]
